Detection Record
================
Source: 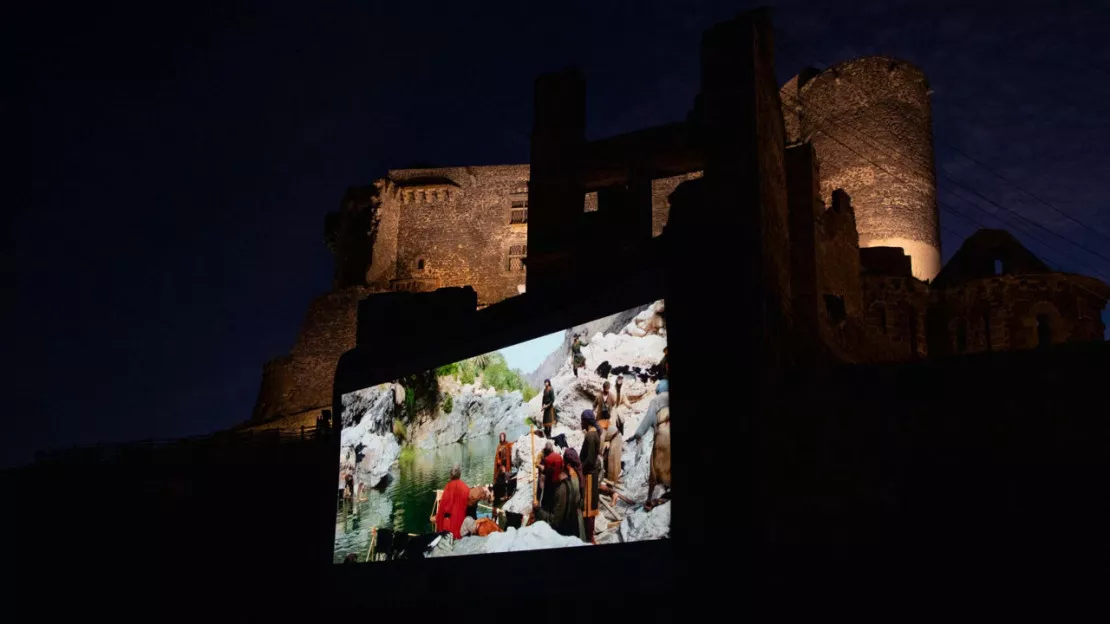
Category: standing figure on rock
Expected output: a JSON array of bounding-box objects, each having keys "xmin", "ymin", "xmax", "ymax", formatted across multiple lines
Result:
[
  {"xmin": 596, "ymin": 381, "xmax": 623, "ymax": 486},
  {"xmin": 435, "ymin": 465, "xmax": 470, "ymax": 539},
  {"xmin": 541, "ymin": 379, "xmax": 556, "ymax": 438},
  {"xmin": 595, "ymin": 380, "xmax": 615, "ymax": 422},
  {"xmin": 628, "ymin": 380, "xmax": 671, "ymax": 510},
  {"xmin": 492, "ymin": 432, "xmax": 513, "ymax": 511},
  {"xmin": 571, "ymin": 335, "xmax": 587, "ymax": 378},
  {"xmin": 579, "ymin": 409, "xmax": 602, "ymax": 543}
]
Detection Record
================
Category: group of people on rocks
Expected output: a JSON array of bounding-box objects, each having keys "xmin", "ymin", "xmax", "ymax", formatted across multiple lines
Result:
[
  {"xmin": 530, "ymin": 375, "xmax": 672, "ymax": 542},
  {"xmin": 433, "ymin": 339, "xmax": 672, "ymax": 546}
]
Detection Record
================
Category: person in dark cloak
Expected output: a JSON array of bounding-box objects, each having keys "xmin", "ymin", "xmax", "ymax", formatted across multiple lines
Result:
[
  {"xmin": 579, "ymin": 409, "xmax": 602, "ymax": 543},
  {"xmin": 541, "ymin": 379, "xmax": 556, "ymax": 438}
]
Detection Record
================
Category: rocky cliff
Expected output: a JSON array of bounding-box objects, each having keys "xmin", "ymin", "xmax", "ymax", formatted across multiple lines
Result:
[
  {"xmin": 406, "ymin": 388, "xmax": 530, "ymax": 450},
  {"xmin": 339, "ymin": 385, "xmax": 402, "ymax": 488},
  {"xmin": 525, "ymin": 302, "xmax": 652, "ymax": 389}
]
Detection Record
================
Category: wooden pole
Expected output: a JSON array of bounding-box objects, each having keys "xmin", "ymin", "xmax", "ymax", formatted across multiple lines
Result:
[
  {"xmin": 365, "ymin": 527, "xmax": 377, "ymax": 562},
  {"xmin": 586, "ymin": 474, "xmax": 592, "ymax": 518},
  {"xmin": 530, "ymin": 425, "xmax": 537, "ymax": 507}
]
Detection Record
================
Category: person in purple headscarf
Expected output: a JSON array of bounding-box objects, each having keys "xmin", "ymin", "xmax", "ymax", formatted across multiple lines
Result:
[
  {"xmin": 532, "ymin": 449, "xmax": 585, "ymax": 541},
  {"xmin": 562, "ymin": 448, "xmax": 584, "ymax": 493},
  {"xmin": 579, "ymin": 409, "xmax": 602, "ymax": 543}
]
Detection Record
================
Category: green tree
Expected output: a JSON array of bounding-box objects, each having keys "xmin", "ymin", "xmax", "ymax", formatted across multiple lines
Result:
[{"xmin": 435, "ymin": 362, "xmax": 459, "ymax": 378}]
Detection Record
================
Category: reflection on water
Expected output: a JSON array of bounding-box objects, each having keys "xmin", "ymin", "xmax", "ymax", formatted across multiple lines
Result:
[{"xmin": 334, "ymin": 424, "xmax": 527, "ymax": 563}]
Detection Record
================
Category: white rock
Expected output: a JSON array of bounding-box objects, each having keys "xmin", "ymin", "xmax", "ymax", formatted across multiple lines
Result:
[
  {"xmin": 426, "ymin": 521, "xmax": 587, "ymax": 557},
  {"xmin": 352, "ymin": 432, "xmax": 401, "ymax": 488},
  {"xmin": 340, "ymin": 385, "xmax": 395, "ymax": 435},
  {"xmin": 338, "ymin": 385, "xmax": 402, "ymax": 488},
  {"xmin": 618, "ymin": 501, "xmax": 671, "ymax": 542},
  {"xmin": 618, "ymin": 431, "xmax": 656, "ymax": 503}
]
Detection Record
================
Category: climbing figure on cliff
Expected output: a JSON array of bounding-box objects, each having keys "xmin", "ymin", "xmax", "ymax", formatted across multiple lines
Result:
[
  {"xmin": 579, "ymin": 409, "xmax": 602, "ymax": 544},
  {"xmin": 571, "ymin": 335, "xmax": 587, "ymax": 377},
  {"xmin": 541, "ymin": 379, "xmax": 556, "ymax": 438},
  {"xmin": 435, "ymin": 465, "xmax": 470, "ymax": 539},
  {"xmin": 628, "ymin": 380, "xmax": 671, "ymax": 511},
  {"xmin": 532, "ymin": 448, "xmax": 585, "ymax": 541}
]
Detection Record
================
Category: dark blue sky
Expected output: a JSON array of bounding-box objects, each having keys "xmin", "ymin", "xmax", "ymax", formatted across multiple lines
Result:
[{"xmin": 5, "ymin": 0, "xmax": 1108, "ymax": 467}]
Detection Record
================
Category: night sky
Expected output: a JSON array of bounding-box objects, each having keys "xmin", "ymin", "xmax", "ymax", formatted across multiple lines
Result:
[{"xmin": 5, "ymin": 0, "xmax": 1108, "ymax": 467}]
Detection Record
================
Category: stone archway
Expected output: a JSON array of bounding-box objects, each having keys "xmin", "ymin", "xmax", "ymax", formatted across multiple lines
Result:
[{"xmin": 1021, "ymin": 301, "xmax": 1067, "ymax": 349}]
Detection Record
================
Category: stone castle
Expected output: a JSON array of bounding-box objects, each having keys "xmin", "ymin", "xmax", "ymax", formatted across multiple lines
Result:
[{"xmin": 250, "ymin": 17, "xmax": 1109, "ymax": 428}]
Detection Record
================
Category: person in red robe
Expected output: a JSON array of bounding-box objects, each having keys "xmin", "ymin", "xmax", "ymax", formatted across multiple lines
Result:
[
  {"xmin": 435, "ymin": 465, "xmax": 470, "ymax": 539},
  {"xmin": 541, "ymin": 442, "xmax": 564, "ymax": 510}
]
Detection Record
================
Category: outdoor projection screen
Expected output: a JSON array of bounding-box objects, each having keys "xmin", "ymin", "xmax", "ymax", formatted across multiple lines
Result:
[{"xmin": 334, "ymin": 299, "xmax": 670, "ymax": 562}]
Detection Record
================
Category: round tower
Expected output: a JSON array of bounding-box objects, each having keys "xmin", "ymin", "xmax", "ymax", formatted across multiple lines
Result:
[{"xmin": 787, "ymin": 57, "xmax": 941, "ymax": 281}]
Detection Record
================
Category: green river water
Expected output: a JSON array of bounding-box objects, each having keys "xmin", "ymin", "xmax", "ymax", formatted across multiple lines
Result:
[{"xmin": 333, "ymin": 423, "xmax": 528, "ymax": 563}]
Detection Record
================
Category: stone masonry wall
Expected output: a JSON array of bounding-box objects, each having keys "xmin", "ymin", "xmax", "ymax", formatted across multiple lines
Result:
[
  {"xmin": 385, "ymin": 165, "xmax": 530, "ymax": 306},
  {"xmin": 931, "ymin": 274, "xmax": 1108, "ymax": 354},
  {"xmin": 861, "ymin": 275, "xmax": 930, "ymax": 360},
  {"xmin": 252, "ymin": 286, "xmax": 376, "ymax": 423}
]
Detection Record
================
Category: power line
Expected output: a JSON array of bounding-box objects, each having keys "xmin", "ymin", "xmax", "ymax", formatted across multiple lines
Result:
[{"xmin": 773, "ymin": 35, "xmax": 1110, "ymax": 253}]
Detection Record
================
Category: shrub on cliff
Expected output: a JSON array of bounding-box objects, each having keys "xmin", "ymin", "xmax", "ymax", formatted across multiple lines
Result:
[
  {"xmin": 436, "ymin": 362, "xmax": 459, "ymax": 378},
  {"xmin": 441, "ymin": 394, "xmax": 454, "ymax": 414},
  {"xmin": 481, "ymin": 359, "xmax": 536, "ymax": 399},
  {"xmin": 459, "ymin": 361, "xmax": 476, "ymax": 385}
]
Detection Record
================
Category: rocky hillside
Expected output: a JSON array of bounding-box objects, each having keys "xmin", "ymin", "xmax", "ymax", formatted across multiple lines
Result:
[{"xmin": 525, "ymin": 302, "xmax": 651, "ymax": 389}]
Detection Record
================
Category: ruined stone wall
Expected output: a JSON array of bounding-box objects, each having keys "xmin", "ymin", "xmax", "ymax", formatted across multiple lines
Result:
[
  {"xmin": 252, "ymin": 286, "xmax": 376, "ymax": 423},
  {"xmin": 861, "ymin": 275, "xmax": 930, "ymax": 361},
  {"xmin": 817, "ymin": 191, "xmax": 864, "ymax": 322},
  {"xmin": 650, "ymin": 171, "xmax": 702, "ymax": 237},
  {"xmin": 791, "ymin": 57, "xmax": 941, "ymax": 281},
  {"xmin": 384, "ymin": 165, "xmax": 530, "ymax": 306},
  {"xmin": 929, "ymin": 274, "xmax": 1108, "ymax": 355}
]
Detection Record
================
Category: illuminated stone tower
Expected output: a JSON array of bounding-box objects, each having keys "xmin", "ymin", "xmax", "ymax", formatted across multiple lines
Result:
[{"xmin": 782, "ymin": 57, "xmax": 941, "ymax": 281}]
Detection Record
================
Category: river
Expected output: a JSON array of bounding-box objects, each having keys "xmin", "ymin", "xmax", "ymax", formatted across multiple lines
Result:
[{"xmin": 333, "ymin": 423, "xmax": 529, "ymax": 563}]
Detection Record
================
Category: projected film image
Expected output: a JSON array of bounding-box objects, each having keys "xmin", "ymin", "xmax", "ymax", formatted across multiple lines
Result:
[{"xmin": 334, "ymin": 300, "xmax": 670, "ymax": 563}]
